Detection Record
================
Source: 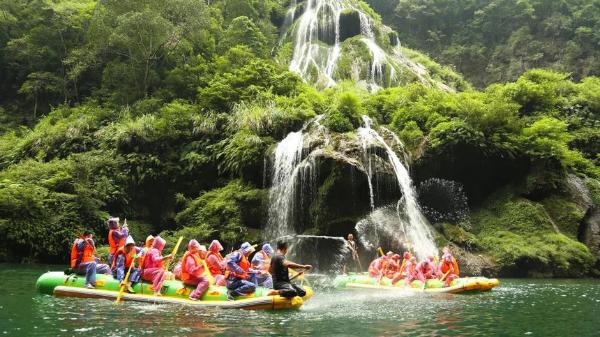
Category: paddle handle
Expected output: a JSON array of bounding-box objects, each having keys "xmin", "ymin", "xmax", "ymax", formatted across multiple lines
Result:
[
  {"xmin": 440, "ymin": 268, "xmax": 452, "ymax": 282},
  {"xmin": 164, "ymin": 236, "xmax": 184, "ymax": 271}
]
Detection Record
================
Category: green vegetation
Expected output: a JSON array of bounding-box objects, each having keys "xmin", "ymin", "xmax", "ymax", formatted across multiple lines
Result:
[
  {"xmin": 367, "ymin": 0, "xmax": 600, "ymax": 87},
  {"xmin": 0, "ymin": 0, "xmax": 598, "ymax": 277}
]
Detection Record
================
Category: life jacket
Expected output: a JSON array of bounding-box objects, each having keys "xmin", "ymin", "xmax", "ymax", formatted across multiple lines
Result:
[
  {"xmin": 180, "ymin": 251, "xmax": 204, "ymax": 282},
  {"xmin": 255, "ymin": 251, "xmax": 271, "ymax": 271},
  {"xmin": 385, "ymin": 260, "xmax": 399, "ymax": 278},
  {"xmin": 440, "ymin": 257, "xmax": 460, "ymax": 276},
  {"xmin": 206, "ymin": 251, "xmax": 224, "ymax": 275},
  {"xmin": 108, "ymin": 229, "xmax": 125, "ymax": 254},
  {"xmin": 70, "ymin": 239, "xmax": 94, "ymax": 268},
  {"xmin": 137, "ymin": 247, "xmax": 149, "ymax": 269},
  {"xmin": 111, "ymin": 247, "xmax": 135, "ymax": 269},
  {"xmin": 226, "ymin": 251, "xmax": 250, "ymax": 279}
]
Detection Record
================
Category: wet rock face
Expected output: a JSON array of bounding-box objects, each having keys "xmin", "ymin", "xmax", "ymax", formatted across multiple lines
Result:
[{"xmin": 339, "ymin": 10, "xmax": 361, "ymax": 42}]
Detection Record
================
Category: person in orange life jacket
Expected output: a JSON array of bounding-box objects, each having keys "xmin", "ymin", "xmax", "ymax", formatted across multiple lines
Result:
[
  {"xmin": 70, "ymin": 231, "xmax": 110, "ymax": 289},
  {"xmin": 415, "ymin": 256, "xmax": 436, "ymax": 283},
  {"xmin": 226, "ymin": 242, "xmax": 257, "ymax": 300},
  {"xmin": 269, "ymin": 240, "xmax": 312, "ymax": 299},
  {"xmin": 141, "ymin": 236, "xmax": 173, "ymax": 296},
  {"xmin": 437, "ymin": 249, "xmax": 460, "ymax": 287},
  {"xmin": 107, "ymin": 217, "xmax": 129, "ymax": 267},
  {"xmin": 180, "ymin": 240, "xmax": 210, "ymax": 301},
  {"xmin": 207, "ymin": 240, "xmax": 227, "ymax": 286},
  {"xmin": 250, "ymin": 243, "xmax": 274, "ymax": 288},
  {"xmin": 112, "ymin": 235, "xmax": 141, "ymax": 293}
]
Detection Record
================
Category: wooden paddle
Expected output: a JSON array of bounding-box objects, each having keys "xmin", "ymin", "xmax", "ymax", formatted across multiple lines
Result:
[
  {"xmin": 115, "ymin": 255, "xmax": 136, "ymax": 304},
  {"xmin": 440, "ymin": 267, "xmax": 453, "ymax": 282},
  {"xmin": 200, "ymin": 258, "xmax": 216, "ymax": 284}
]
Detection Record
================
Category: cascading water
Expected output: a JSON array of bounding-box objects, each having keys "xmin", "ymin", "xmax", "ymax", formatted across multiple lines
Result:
[
  {"xmin": 357, "ymin": 116, "xmax": 438, "ymax": 260},
  {"xmin": 284, "ymin": 0, "xmax": 449, "ymax": 90},
  {"xmin": 289, "ymin": 0, "xmax": 343, "ymax": 87},
  {"xmin": 266, "ymin": 130, "xmax": 305, "ymax": 239}
]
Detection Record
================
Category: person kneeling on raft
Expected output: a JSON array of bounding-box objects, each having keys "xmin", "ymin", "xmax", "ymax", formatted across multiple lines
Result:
[
  {"xmin": 415, "ymin": 256, "xmax": 436, "ymax": 284},
  {"xmin": 226, "ymin": 242, "xmax": 257, "ymax": 300},
  {"xmin": 251, "ymin": 243, "xmax": 274, "ymax": 288},
  {"xmin": 180, "ymin": 240, "xmax": 211, "ymax": 301},
  {"xmin": 437, "ymin": 247, "xmax": 460, "ymax": 287},
  {"xmin": 70, "ymin": 231, "xmax": 111, "ymax": 289},
  {"xmin": 141, "ymin": 236, "xmax": 173, "ymax": 296},
  {"xmin": 112, "ymin": 235, "xmax": 141, "ymax": 293},
  {"xmin": 269, "ymin": 240, "xmax": 312, "ymax": 299}
]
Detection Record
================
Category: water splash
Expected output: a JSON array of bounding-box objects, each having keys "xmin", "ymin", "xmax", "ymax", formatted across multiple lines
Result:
[
  {"xmin": 277, "ymin": 234, "xmax": 351, "ymax": 273},
  {"xmin": 357, "ymin": 115, "xmax": 438, "ymax": 259}
]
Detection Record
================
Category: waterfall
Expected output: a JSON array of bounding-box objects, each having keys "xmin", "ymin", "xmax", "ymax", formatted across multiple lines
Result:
[
  {"xmin": 357, "ymin": 116, "xmax": 438, "ymax": 259},
  {"xmin": 289, "ymin": 0, "xmax": 343, "ymax": 87},
  {"xmin": 266, "ymin": 130, "xmax": 305, "ymax": 239}
]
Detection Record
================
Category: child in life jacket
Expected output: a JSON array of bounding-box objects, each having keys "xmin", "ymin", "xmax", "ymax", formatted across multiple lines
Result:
[
  {"xmin": 226, "ymin": 242, "xmax": 256, "ymax": 300},
  {"xmin": 112, "ymin": 235, "xmax": 141, "ymax": 293}
]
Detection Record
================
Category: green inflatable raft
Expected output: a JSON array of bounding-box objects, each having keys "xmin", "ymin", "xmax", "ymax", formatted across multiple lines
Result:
[
  {"xmin": 36, "ymin": 271, "xmax": 313, "ymax": 310},
  {"xmin": 334, "ymin": 273, "xmax": 499, "ymax": 294}
]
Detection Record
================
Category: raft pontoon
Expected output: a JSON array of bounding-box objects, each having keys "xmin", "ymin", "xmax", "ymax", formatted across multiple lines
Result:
[
  {"xmin": 334, "ymin": 273, "xmax": 499, "ymax": 294},
  {"xmin": 36, "ymin": 271, "xmax": 312, "ymax": 310}
]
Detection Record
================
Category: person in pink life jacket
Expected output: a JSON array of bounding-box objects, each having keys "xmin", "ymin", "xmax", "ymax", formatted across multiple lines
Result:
[
  {"xmin": 206, "ymin": 240, "xmax": 227, "ymax": 286},
  {"xmin": 415, "ymin": 256, "xmax": 436, "ymax": 284},
  {"xmin": 368, "ymin": 255, "xmax": 388, "ymax": 278},
  {"xmin": 250, "ymin": 243, "xmax": 274, "ymax": 288},
  {"xmin": 180, "ymin": 240, "xmax": 210, "ymax": 301},
  {"xmin": 141, "ymin": 236, "xmax": 173, "ymax": 296},
  {"xmin": 403, "ymin": 257, "xmax": 418, "ymax": 286}
]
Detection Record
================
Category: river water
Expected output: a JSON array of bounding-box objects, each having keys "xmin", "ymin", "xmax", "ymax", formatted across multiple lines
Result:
[{"xmin": 1, "ymin": 264, "xmax": 599, "ymax": 336}]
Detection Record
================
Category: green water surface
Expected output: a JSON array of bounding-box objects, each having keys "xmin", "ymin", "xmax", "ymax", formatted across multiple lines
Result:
[{"xmin": 0, "ymin": 264, "xmax": 599, "ymax": 336}]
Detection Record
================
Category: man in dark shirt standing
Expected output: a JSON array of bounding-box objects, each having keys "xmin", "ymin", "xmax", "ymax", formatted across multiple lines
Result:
[{"xmin": 269, "ymin": 240, "xmax": 312, "ymax": 298}]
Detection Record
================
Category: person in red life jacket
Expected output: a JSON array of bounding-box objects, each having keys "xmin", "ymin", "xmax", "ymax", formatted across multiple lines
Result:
[
  {"xmin": 207, "ymin": 240, "xmax": 227, "ymax": 286},
  {"xmin": 269, "ymin": 240, "xmax": 311, "ymax": 298},
  {"xmin": 226, "ymin": 242, "xmax": 257, "ymax": 300},
  {"xmin": 70, "ymin": 231, "xmax": 111, "ymax": 289},
  {"xmin": 250, "ymin": 243, "xmax": 274, "ymax": 288},
  {"xmin": 438, "ymin": 252, "xmax": 460, "ymax": 287},
  {"xmin": 112, "ymin": 235, "xmax": 141, "ymax": 293},
  {"xmin": 180, "ymin": 240, "xmax": 210, "ymax": 301},
  {"xmin": 415, "ymin": 256, "xmax": 436, "ymax": 284},
  {"xmin": 141, "ymin": 236, "xmax": 173, "ymax": 296},
  {"xmin": 107, "ymin": 217, "xmax": 129, "ymax": 267}
]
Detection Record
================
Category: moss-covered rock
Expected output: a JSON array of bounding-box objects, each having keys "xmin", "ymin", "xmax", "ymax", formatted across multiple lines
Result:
[
  {"xmin": 541, "ymin": 195, "xmax": 585, "ymax": 239},
  {"xmin": 471, "ymin": 190, "xmax": 595, "ymax": 277}
]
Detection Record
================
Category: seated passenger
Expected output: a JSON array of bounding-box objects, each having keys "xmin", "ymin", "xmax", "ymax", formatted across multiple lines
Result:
[
  {"xmin": 181, "ymin": 240, "xmax": 210, "ymax": 301},
  {"xmin": 226, "ymin": 242, "xmax": 257, "ymax": 300},
  {"xmin": 250, "ymin": 243, "xmax": 274, "ymax": 288},
  {"xmin": 368, "ymin": 255, "xmax": 388, "ymax": 278},
  {"xmin": 269, "ymin": 240, "xmax": 312, "ymax": 298},
  {"xmin": 438, "ymin": 250, "xmax": 460, "ymax": 287},
  {"xmin": 107, "ymin": 217, "xmax": 128, "ymax": 266},
  {"xmin": 415, "ymin": 256, "xmax": 436, "ymax": 284},
  {"xmin": 141, "ymin": 236, "xmax": 173, "ymax": 296},
  {"xmin": 112, "ymin": 236, "xmax": 141, "ymax": 293},
  {"xmin": 70, "ymin": 231, "xmax": 110, "ymax": 289},
  {"xmin": 207, "ymin": 240, "xmax": 227, "ymax": 286},
  {"xmin": 403, "ymin": 257, "xmax": 418, "ymax": 286}
]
